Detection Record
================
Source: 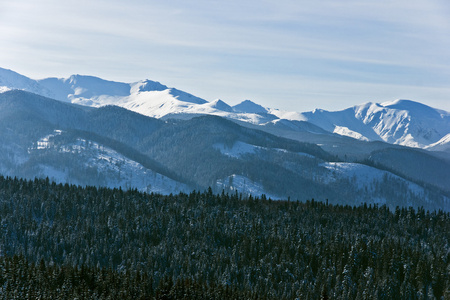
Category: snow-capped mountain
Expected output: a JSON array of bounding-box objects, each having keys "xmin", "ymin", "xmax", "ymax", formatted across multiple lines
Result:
[
  {"xmin": 0, "ymin": 89, "xmax": 191, "ymax": 194},
  {"xmin": 292, "ymin": 100, "xmax": 450, "ymax": 148},
  {"xmin": 0, "ymin": 89, "xmax": 449, "ymax": 211},
  {"xmin": 1, "ymin": 67, "xmax": 448, "ymax": 211},
  {"xmin": 0, "ymin": 67, "xmax": 54, "ymax": 97},
  {"xmin": 1, "ymin": 67, "xmax": 449, "ymax": 151}
]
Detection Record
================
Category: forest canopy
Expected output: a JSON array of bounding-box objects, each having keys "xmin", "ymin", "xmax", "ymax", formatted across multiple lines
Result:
[{"xmin": 0, "ymin": 176, "xmax": 448, "ymax": 299}]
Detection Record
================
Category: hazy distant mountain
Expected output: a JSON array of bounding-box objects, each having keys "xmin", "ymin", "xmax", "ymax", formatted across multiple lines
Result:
[
  {"xmin": 0, "ymin": 89, "xmax": 449, "ymax": 211},
  {"xmin": 232, "ymin": 100, "xmax": 268, "ymax": 114},
  {"xmin": 1, "ymin": 67, "xmax": 449, "ymax": 153},
  {"xmin": 0, "ymin": 67, "xmax": 54, "ymax": 97}
]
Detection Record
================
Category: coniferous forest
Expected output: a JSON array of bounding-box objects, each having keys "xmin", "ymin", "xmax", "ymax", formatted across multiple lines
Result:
[{"xmin": 0, "ymin": 176, "xmax": 449, "ymax": 299}]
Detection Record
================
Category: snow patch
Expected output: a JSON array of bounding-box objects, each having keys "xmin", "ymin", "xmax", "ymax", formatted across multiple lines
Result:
[
  {"xmin": 216, "ymin": 174, "xmax": 279, "ymax": 199},
  {"xmin": 213, "ymin": 141, "xmax": 258, "ymax": 158},
  {"xmin": 28, "ymin": 133, "xmax": 190, "ymax": 194},
  {"xmin": 205, "ymin": 99, "xmax": 233, "ymax": 112},
  {"xmin": 32, "ymin": 130, "xmax": 63, "ymax": 150},
  {"xmin": 37, "ymin": 165, "xmax": 69, "ymax": 184},
  {"xmin": 425, "ymin": 133, "xmax": 450, "ymax": 150},
  {"xmin": 333, "ymin": 125, "xmax": 369, "ymax": 141},
  {"xmin": 268, "ymin": 108, "xmax": 307, "ymax": 121},
  {"xmin": 0, "ymin": 86, "xmax": 11, "ymax": 93},
  {"xmin": 320, "ymin": 162, "xmax": 425, "ymax": 196},
  {"xmin": 214, "ymin": 141, "xmax": 314, "ymax": 159},
  {"xmin": 130, "ymin": 79, "xmax": 168, "ymax": 94}
]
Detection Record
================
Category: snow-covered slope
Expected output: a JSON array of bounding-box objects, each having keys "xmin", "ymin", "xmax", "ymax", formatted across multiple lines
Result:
[
  {"xmin": 319, "ymin": 162, "xmax": 429, "ymax": 206},
  {"xmin": 26, "ymin": 130, "xmax": 190, "ymax": 194},
  {"xmin": 232, "ymin": 100, "xmax": 268, "ymax": 114},
  {"xmin": 1, "ymin": 67, "xmax": 449, "ymax": 150},
  {"xmin": 0, "ymin": 68, "xmax": 53, "ymax": 97},
  {"xmin": 0, "ymin": 89, "xmax": 190, "ymax": 195},
  {"xmin": 292, "ymin": 100, "xmax": 450, "ymax": 148},
  {"xmin": 1, "ymin": 89, "xmax": 449, "ymax": 211},
  {"xmin": 425, "ymin": 133, "xmax": 450, "ymax": 152},
  {"xmin": 216, "ymin": 174, "xmax": 280, "ymax": 199}
]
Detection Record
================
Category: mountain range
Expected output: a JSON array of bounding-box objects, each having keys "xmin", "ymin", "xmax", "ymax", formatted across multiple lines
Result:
[
  {"xmin": 2, "ymin": 67, "xmax": 449, "ymax": 151},
  {"xmin": 0, "ymin": 67, "xmax": 449, "ymax": 211}
]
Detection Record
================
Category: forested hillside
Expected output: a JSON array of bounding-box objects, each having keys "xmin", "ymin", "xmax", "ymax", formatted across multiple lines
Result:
[
  {"xmin": 0, "ymin": 176, "xmax": 448, "ymax": 299},
  {"xmin": 1, "ymin": 90, "xmax": 449, "ymax": 211}
]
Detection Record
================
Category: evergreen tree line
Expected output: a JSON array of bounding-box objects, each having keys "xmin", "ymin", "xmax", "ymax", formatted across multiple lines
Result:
[
  {"xmin": 0, "ymin": 255, "xmax": 257, "ymax": 299},
  {"xmin": 0, "ymin": 176, "xmax": 449, "ymax": 299}
]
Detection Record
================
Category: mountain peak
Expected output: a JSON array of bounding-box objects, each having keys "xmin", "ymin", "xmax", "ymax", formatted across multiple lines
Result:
[
  {"xmin": 206, "ymin": 99, "xmax": 233, "ymax": 112},
  {"xmin": 0, "ymin": 67, "xmax": 22, "ymax": 77},
  {"xmin": 166, "ymin": 88, "xmax": 208, "ymax": 105},
  {"xmin": 0, "ymin": 67, "xmax": 55, "ymax": 98},
  {"xmin": 233, "ymin": 100, "xmax": 268, "ymax": 114},
  {"xmin": 1, "ymin": 66, "xmax": 449, "ymax": 151},
  {"xmin": 130, "ymin": 80, "xmax": 168, "ymax": 94},
  {"xmin": 59, "ymin": 75, "xmax": 130, "ymax": 98},
  {"xmin": 381, "ymin": 99, "xmax": 416, "ymax": 107},
  {"xmin": 381, "ymin": 99, "xmax": 442, "ymax": 118},
  {"xmin": 0, "ymin": 68, "xmax": 31, "ymax": 88}
]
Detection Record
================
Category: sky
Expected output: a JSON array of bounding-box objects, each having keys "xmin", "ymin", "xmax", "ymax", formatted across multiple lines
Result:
[{"xmin": 0, "ymin": 0, "xmax": 449, "ymax": 112}]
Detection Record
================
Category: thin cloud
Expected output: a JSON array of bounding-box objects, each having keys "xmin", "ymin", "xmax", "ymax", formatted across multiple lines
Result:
[{"xmin": 0, "ymin": 0, "xmax": 449, "ymax": 111}]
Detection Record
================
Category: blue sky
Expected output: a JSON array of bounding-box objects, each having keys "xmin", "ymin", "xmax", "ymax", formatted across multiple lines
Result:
[{"xmin": 1, "ymin": 0, "xmax": 449, "ymax": 111}]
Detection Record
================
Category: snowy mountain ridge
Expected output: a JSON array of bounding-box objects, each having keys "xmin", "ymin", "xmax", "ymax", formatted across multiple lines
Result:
[
  {"xmin": 1, "ymin": 89, "xmax": 449, "ymax": 211},
  {"xmin": 1, "ymin": 67, "xmax": 449, "ymax": 150},
  {"xmin": 296, "ymin": 101, "xmax": 450, "ymax": 148},
  {"xmin": 26, "ymin": 129, "xmax": 190, "ymax": 194}
]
